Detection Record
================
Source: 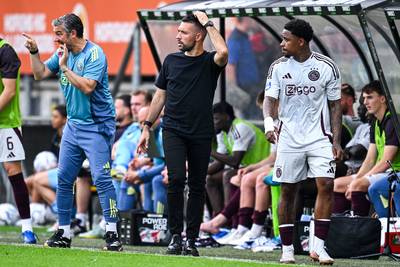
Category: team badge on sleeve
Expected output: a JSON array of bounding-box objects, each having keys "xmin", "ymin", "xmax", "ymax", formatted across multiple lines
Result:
[{"xmin": 265, "ymin": 81, "xmax": 272, "ymax": 91}]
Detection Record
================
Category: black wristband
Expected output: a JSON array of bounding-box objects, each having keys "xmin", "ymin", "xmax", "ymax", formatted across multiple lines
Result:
[
  {"xmin": 29, "ymin": 49, "xmax": 39, "ymax": 55},
  {"xmin": 143, "ymin": 120, "xmax": 153, "ymax": 128}
]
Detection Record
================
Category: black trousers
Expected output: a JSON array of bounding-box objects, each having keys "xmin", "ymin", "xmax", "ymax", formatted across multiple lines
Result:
[{"xmin": 163, "ymin": 130, "xmax": 212, "ymax": 239}]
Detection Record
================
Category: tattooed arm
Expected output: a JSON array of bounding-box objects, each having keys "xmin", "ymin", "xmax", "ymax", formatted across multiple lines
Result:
[{"xmin": 329, "ymin": 99, "xmax": 343, "ymax": 160}]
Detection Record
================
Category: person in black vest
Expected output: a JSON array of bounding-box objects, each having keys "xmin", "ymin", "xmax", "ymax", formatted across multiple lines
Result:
[{"xmin": 137, "ymin": 11, "xmax": 228, "ymax": 256}]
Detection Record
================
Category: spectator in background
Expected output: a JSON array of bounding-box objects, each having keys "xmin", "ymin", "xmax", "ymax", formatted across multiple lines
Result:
[
  {"xmin": 335, "ymin": 81, "xmax": 400, "ymax": 217},
  {"xmin": 335, "ymin": 95, "xmax": 370, "ymax": 178},
  {"xmin": 341, "ymin": 83, "xmax": 357, "ymax": 117},
  {"xmin": 0, "ymin": 37, "xmax": 37, "ymax": 244},
  {"xmin": 114, "ymin": 94, "xmax": 133, "ymax": 142},
  {"xmin": 206, "ymin": 102, "xmax": 270, "ymax": 216},
  {"xmin": 152, "ymin": 167, "xmax": 168, "ymax": 214},
  {"xmin": 249, "ymin": 25, "xmax": 279, "ymax": 82},
  {"xmin": 202, "ymin": 93, "xmax": 276, "ymax": 248},
  {"xmin": 111, "ymin": 90, "xmax": 152, "ymax": 182},
  {"xmin": 368, "ymin": 172, "xmax": 400, "ymax": 217},
  {"xmin": 333, "ymin": 95, "xmax": 370, "ymax": 214},
  {"xmin": 226, "ymin": 17, "xmax": 263, "ymax": 119},
  {"xmin": 26, "ymin": 105, "xmax": 67, "ymax": 215},
  {"xmin": 341, "ymin": 83, "xmax": 362, "ymax": 143},
  {"xmin": 119, "ymin": 106, "xmax": 164, "ymax": 212}
]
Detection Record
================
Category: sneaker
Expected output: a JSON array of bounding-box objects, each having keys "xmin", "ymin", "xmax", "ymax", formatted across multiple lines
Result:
[
  {"xmin": 166, "ymin": 234, "xmax": 182, "ymax": 255},
  {"xmin": 195, "ymin": 237, "xmax": 221, "ymax": 248},
  {"xmin": 182, "ymin": 238, "xmax": 200, "ymax": 256},
  {"xmin": 211, "ymin": 228, "xmax": 230, "ymax": 240},
  {"xmin": 44, "ymin": 229, "xmax": 71, "ymax": 248},
  {"xmin": 226, "ymin": 229, "xmax": 249, "ymax": 246},
  {"xmin": 103, "ymin": 231, "xmax": 123, "ymax": 251},
  {"xmin": 21, "ymin": 230, "xmax": 38, "ymax": 244},
  {"xmin": 79, "ymin": 224, "xmax": 105, "ymax": 239},
  {"xmin": 230, "ymin": 230, "xmax": 256, "ymax": 246},
  {"xmin": 310, "ymin": 248, "xmax": 334, "ymax": 265},
  {"xmin": 251, "ymin": 237, "xmax": 281, "ymax": 252},
  {"xmin": 70, "ymin": 219, "xmax": 87, "ymax": 236},
  {"xmin": 280, "ymin": 245, "xmax": 295, "ymax": 264},
  {"xmin": 217, "ymin": 229, "xmax": 246, "ymax": 245},
  {"xmin": 310, "ymin": 236, "xmax": 334, "ymax": 265}
]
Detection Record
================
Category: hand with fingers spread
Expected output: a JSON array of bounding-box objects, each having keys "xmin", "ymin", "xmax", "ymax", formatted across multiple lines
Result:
[{"xmin": 22, "ymin": 33, "xmax": 39, "ymax": 54}]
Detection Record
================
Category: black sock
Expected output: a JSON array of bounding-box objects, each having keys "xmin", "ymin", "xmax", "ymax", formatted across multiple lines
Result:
[{"xmin": 9, "ymin": 173, "xmax": 31, "ymax": 219}]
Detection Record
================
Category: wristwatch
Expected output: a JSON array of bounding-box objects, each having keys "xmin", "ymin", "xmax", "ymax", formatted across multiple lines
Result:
[{"xmin": 203, "ymin": 20, "xmax": 214, "ymax": 28}]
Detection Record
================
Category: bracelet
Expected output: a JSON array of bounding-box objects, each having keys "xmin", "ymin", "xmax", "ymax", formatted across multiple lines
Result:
[
  {"xmin": 143, "ymin": 120, "xmax": 153, "ymax": 128},
  {"xmin": 29, "ymin": 49, "xmax": 39, "ymax": 55},
  {"xmin": 264, "ymin": 117, "xmax": 275, "ymax": 133}
]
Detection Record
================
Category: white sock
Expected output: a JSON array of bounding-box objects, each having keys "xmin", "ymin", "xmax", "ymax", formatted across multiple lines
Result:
[
  {"xmin": 20, "ymin": 218, "xmax": 33, "ymax": 232},
  {"xmin": 282, "ymin": 244, "xmax": 294, "ymax": 253},
  {"xmin": 313, "ymin": 236, "xmax": 325, "ymax": 255},
  {"xmin": 237, "ymin": 224, "xmax": 249, "ymax": 234},
  {"xmin": 250, "ymin": 224, "xmax": 263, "ymax": 237},
  {"xmin": 59, "ymin": 225, "xmax": 71, "ymax": 239},
  {"xmin": 105, "ymin": 222, "xmax": 117, "ymax": 233},
  {"xmin": 99, "ymin": 218, "xmax": 106, "ymax": 230},
  {"xmin": 75, "ymin": 213, "xmax": 88, "ymax": 226}
]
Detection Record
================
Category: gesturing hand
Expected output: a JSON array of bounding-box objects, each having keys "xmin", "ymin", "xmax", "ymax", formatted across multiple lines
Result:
[
  {"xmin": 22, "ymin": 33, "xmax": 39, "ymax": 53},
  {"xmin": 58, "ymin": 44, "xmax": 69, "ymax": 70}
]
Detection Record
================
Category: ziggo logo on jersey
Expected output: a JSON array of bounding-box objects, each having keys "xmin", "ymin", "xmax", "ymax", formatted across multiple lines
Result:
[{"xmin": 285, "ymin": 84, "xmax": 316, "ymax": 96}]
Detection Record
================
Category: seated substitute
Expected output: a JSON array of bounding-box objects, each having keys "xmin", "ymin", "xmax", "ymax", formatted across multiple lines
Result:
[
  {"xmin": 206, "ymin": 102, "xmax": 270, "ymax": 217},
  {"xmin": 334, "ymin": 80, "xmax": 400, "ymax": 217}
]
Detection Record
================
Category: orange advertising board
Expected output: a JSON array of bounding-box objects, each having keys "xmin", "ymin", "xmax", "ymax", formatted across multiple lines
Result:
[{"xmin": 0, "ymin": 0, "xmax": 174, "ymax": 75}]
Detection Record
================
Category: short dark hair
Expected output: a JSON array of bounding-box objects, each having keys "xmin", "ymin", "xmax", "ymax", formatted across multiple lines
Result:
[
  {"xmin": 213, "ymin": 102, "xmax": 235, "ymax": 119},
  {"xmin": 341, "ymin": 83, "xmax": 356, "ymax": 103},
  {"xmin": 132, "ymin": 89, "xmax": 153, "ymax": 105},
  {"xmin": 284, "ymin": 19, "xmax": 313, "ymax": 43},
  {"xmin": 52, "ymin": 13, "xmax": 84, "ymax": 38},
  {"xmin": 54, "ymin": 104, "xmax": 67, "ymax": 118},
  {"xmin": 182, "ymin": 14, "xmax": 206, "ymax": 33},
  {"xmin": 116, "ymin": 94, "xmax": 131, "ymax": 108},
  {"xmin": 362, "ymin": 80, "xmax": 385, "ymax": 96}
]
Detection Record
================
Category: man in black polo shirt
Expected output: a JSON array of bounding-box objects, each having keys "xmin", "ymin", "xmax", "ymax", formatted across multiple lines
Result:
[{"xmin": 137, "ymin": 11, "xmax": 228, "ymax": 256}]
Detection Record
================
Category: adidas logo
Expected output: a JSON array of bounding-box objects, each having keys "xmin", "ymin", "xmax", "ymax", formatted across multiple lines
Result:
[
  {"xmin": 282, "ymin": 73, "xmax": 292, "ymax": 79},
  {"xmin": 103, "ymin": 162, "xmax": 110, "ymax": 170},
  {"xmin": 327, "ymin": 167, "xmax": 335, "ymax": 174},
  {"xmin": 7, "ymin": 152, "xmax": 15, "ymax": 159}
]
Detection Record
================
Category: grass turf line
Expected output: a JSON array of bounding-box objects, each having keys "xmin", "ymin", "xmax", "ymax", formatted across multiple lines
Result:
[{"xmin": 0, "ymin": 244, "xmax": 288, "ymax": 267}]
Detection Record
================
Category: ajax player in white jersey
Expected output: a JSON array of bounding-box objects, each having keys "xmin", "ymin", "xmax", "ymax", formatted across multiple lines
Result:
[{"xmin": 263, "ymin": 19, "xmax": 343, "ymax": 265}]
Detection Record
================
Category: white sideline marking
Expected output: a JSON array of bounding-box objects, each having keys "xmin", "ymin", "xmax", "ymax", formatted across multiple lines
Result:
[{"xmin": 0, "ymin": 242, "xmax": 275, "ymax": 265}]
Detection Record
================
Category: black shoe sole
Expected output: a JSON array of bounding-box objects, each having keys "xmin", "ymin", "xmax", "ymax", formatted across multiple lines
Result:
[
  {"xmin": 166, "ymin": 249, "xmax": 182, "ymax": 255},
  {"xmin": 182, "ymin": 249, "xmax": 200, "ymax": 257},
  {"xmin": 44, "ymin": 242, "xmax": 71, "ymax": 248},
  {"xmin": 103, "ymin": 246, "xmax": 123, "ymax": 252}
]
